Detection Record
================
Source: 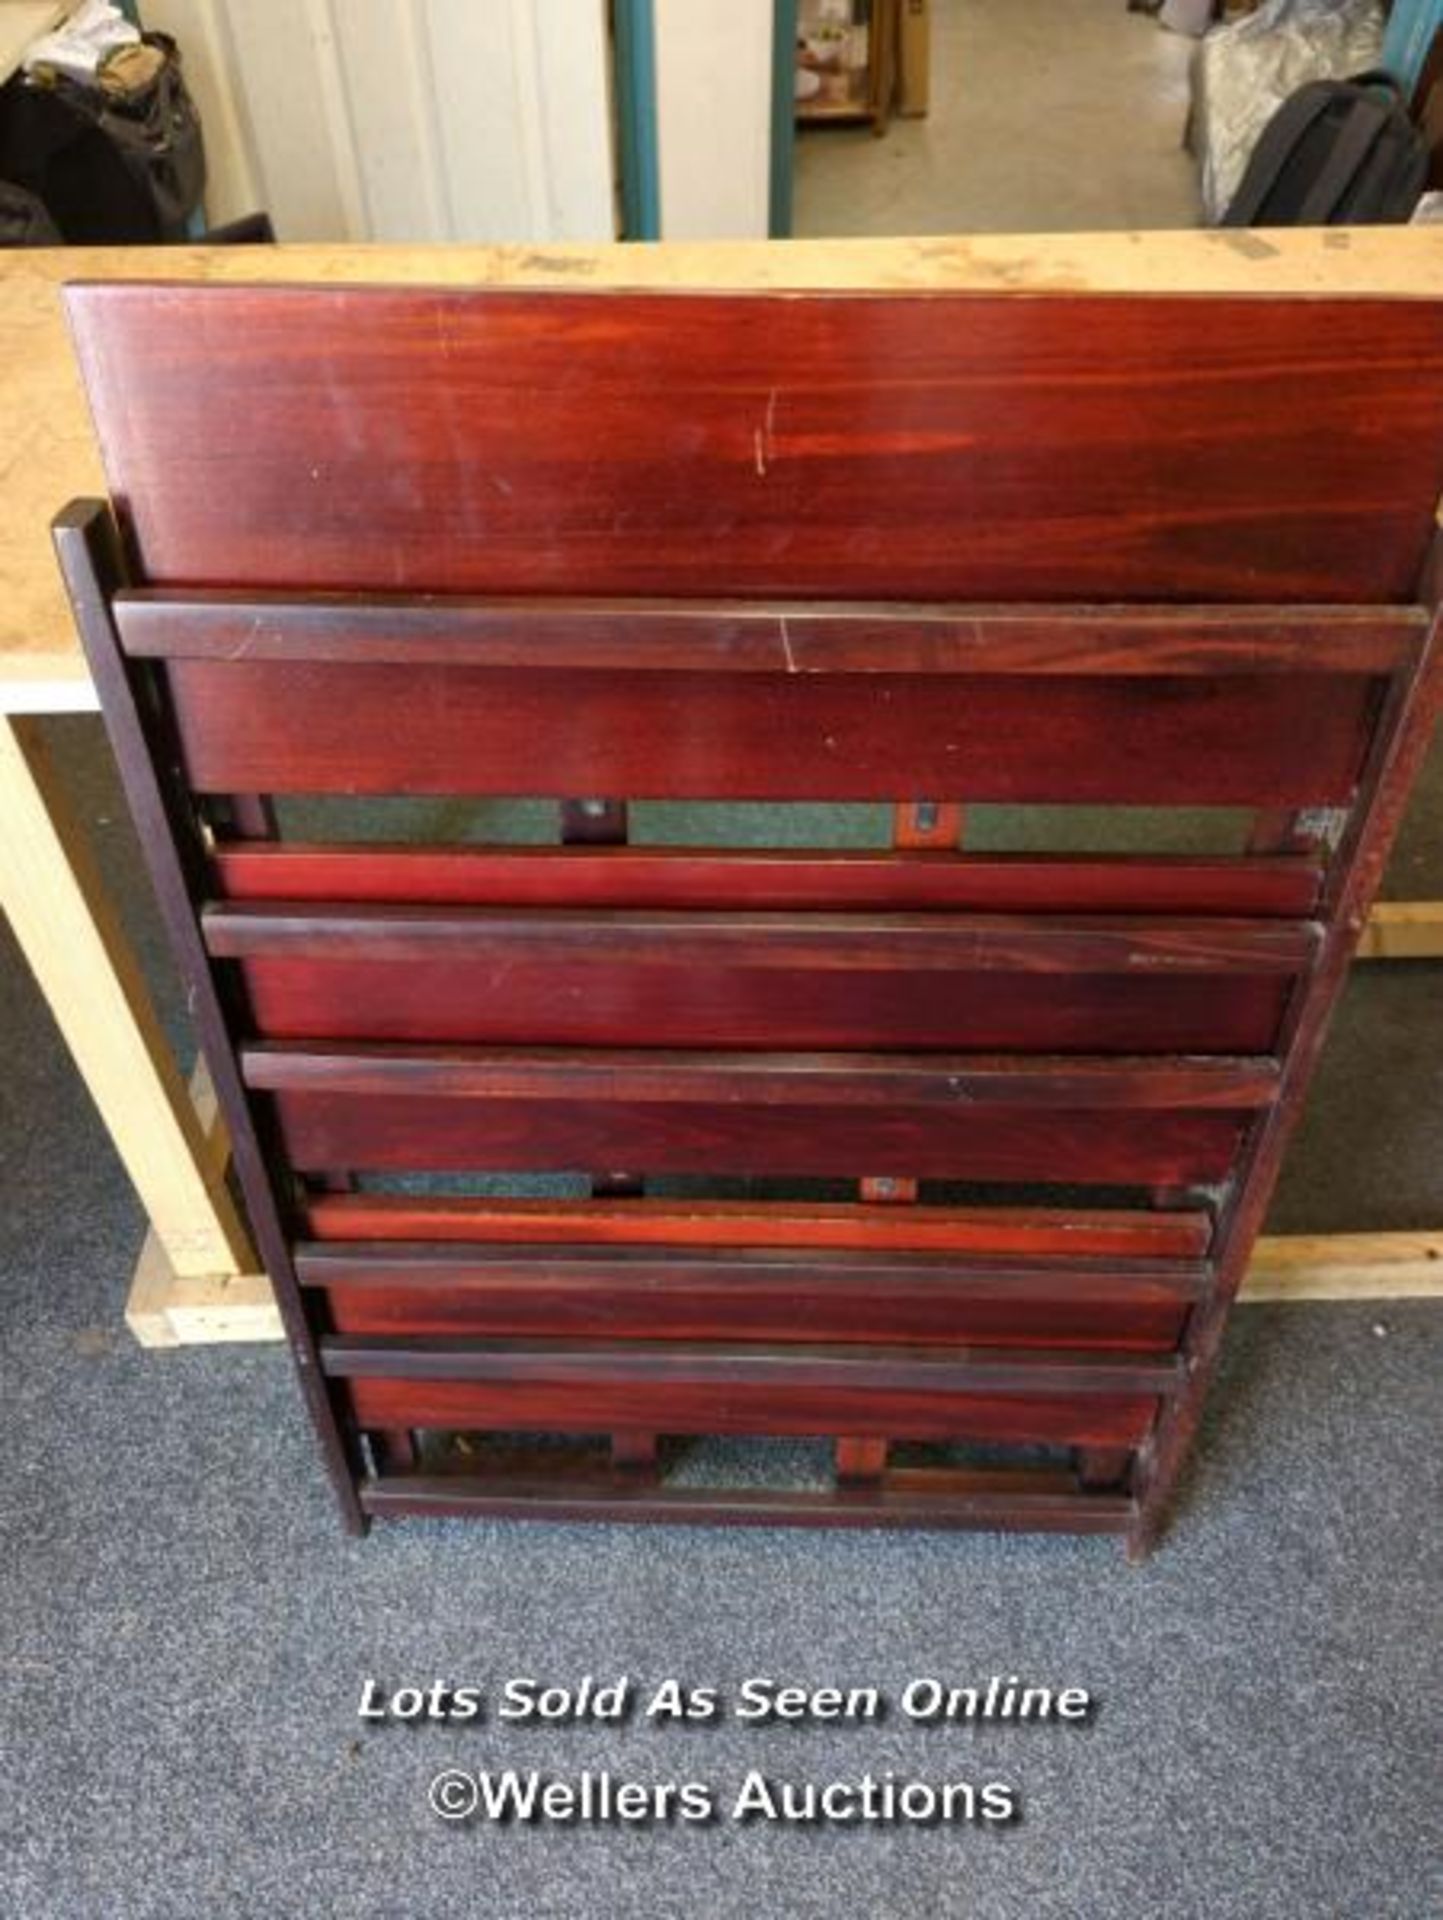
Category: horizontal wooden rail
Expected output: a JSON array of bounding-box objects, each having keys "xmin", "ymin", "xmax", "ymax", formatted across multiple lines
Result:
[
  {"xmin": 299, "ymin": 1193, "xmax": 1216, "ymax": 1258},
  {"xmin": 242, "ymin": 1045, "xmax": 1281, "ymax": 1110},
  {"xmin": 301, "ymin": 1240, "xmax": 1204, "ymax": 1349},
  {"xmin": 204, "ymin": 903, "xmax": 1317, "ymax": 974},
  {"xmin": 115, "ymin": 591, "xmax": 1427, "ymax": 676},
  {"xmin": 358, "ymin": 1474, "xmax": 1136, "ymax": 1533},
  {"xmin": 297, "ymin": 1240, "xmax": 1210, "ymax": 1298},
  {"xmin": 213, "ymin": 843, "xmax": 1328, "ymax": 918},
  {"xmin": 320, "ymin": 1333, "xmax": 1185, "ymax": 1398}
]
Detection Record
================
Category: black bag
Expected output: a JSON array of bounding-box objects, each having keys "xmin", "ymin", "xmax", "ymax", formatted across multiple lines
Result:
[
  {"xmin": 1223, "ymin": 70, "xmax": 1427, "ymax": 227},
  {"xmin": 0, "ymin": 179, "xmax": 61, "ymax": 244},
  {"xmin": 0, "ymin": 31, "xmax": 204, "ymax": 244},
  {"xmin": 83, "ymin": 32, "xmax": 206, "ymax": 237}
]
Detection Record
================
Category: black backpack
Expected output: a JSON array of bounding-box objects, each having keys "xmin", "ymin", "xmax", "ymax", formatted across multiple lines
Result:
[{"xmin": 1223, "ymin": 70, "xmax": 1427, "ymax": 227}]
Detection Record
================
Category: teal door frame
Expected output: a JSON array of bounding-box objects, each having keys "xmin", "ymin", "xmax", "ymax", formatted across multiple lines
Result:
[
  {"xmin": 613, "ymin": 0, "xmax": 661, "ymax": 239},
  {"xmin": 770, "ymin": 0, "xmax": 797, "ymax": 236}
]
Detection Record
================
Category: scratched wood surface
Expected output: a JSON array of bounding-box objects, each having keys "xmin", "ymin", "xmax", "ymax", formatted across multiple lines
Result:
[
  {"xmin": 66, "ymin": 283, "xmax": 1443, "ymax": 603},
  {"xmin": 14, "ymin": 228, "xmax": 1443, "ymax": 698},
  {"xmin": 207, "ymin": 905, "xmax": 1303, "ymax": 1052}
]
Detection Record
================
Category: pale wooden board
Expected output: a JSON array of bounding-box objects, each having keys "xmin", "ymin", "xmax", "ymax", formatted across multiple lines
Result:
[
  {"xmin": 1244, "ymin": 1232, "xmax": 1443, "ymax": 1303},
  {"xmin": 8, "ymin": 227, "xmax": 1443, "ymax": 698},
  {"xmin": 1354, "ymin": 902, "xmax": 1443, "ymax": 960},
  {"xmin": 0, "ymin": 719, "xmax": 255, "ymax": 1278},
  {"xmin": 127, "ymin": 1230, "xmax": 280, "ymax": 1347}
]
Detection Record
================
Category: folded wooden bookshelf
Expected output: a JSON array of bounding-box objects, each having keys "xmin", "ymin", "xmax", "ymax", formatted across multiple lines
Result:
[{"xmin": 57, "ymin": 280, "xmax": 1443, "ymax": 1551}]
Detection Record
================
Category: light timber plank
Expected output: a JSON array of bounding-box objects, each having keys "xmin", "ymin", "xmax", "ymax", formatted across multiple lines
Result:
[
  {"xmin": 0, "ymin": 716, "xmax": 255, "ymax": 1278},
  {"xmin": 1354, "ymin": 901, "xmax": 1443, "ymax": 960},
  {"xmin": 1244, "ymin": 1231, "xmax": 1443, "ymax": 1302}
]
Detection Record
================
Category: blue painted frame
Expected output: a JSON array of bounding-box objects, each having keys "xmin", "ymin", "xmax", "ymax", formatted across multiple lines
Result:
[
  {"xmin": 770, "ymin": 0, "xmax": 798, "ymax": 237},
  {"xmin": 1382, "ymin": 0, "xmax": 1443, "ymax": 95},
  {"xmin": 614, "ymin": 0, "xmax": 661, "ymax": 240}
]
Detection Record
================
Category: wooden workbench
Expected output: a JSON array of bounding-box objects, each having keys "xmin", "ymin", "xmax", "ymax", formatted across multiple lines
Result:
[{"xmin": 1, "ymin": 233, "xmax": 1439, "ymax": 1340}]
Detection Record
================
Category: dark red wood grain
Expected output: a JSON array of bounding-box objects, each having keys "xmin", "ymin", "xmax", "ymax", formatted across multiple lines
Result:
[
  {"xmin": 321, "ymin": 1284, "xmax": 1188, "ymax": 1350},
  {"xmin": 204, "ymin": 904, "xmax": 1314, "ymax": 971},
  {"xmin": 212, "ymin": 843, "xmax": 1327, "ymax": 920},
  {"xmin": 343, "ymin": 1374, "xmax": 1161, "ymax": 1448},
  {"xmin": 322, "ymin": 1332, "xmax": 1180, "ymax": 1396},
  {"xmin": 301, "ymin": 1240, "xmax": 1201, "ymax": 1349},
  {"xmin": 66, "ymin": 283, "xmax": 1443, "ymax": 603},
  {"xmin": 272, "ymin": 1093, "xmax": 1248, "ymax": 1183},
  {"xmin": 162, "ymin": 658, "xmax": 1380, "ymax": 806},
  {"xmin": 208, "ymin": 904, "xmax": 1308, "ymax": 1053},
  {"xmin": 232, "ymin": 952, "xmax": 1292, "ymax": 1052},
  {"xmin": 357, "ymin": 1473, "xmax": 1135, "ymax": 1533},
  {"xmin": 248, "ymin": 1044, "xmax": 1263, "ymax": 1183},
  {"xmin": 114, "ymin": 590, "xmax": 1427, "ymax": 675},
  {"xmin": 243, "ymin": 1044, "xmax": 1279, "ymax": 1109},
  {"xmin": 300, "ymin": 1193, "xmax": 1215, "ymax": 1260}
]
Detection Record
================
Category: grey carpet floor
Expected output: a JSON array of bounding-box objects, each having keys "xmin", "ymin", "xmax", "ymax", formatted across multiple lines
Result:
[{"xmin": 1, "ymin": 720, "xmax": 1441, "ymax": 1918}]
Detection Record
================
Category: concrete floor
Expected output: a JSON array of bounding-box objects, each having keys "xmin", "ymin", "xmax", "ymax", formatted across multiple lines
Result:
[{"xmin": 793, "ymin": 0, "xmax": 1200, "ymax": 236}]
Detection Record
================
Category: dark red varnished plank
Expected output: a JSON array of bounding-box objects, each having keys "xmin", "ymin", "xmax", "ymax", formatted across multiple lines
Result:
[
  {"xmin": 344, "ymin": 1374, "xmax": 1160, "ymax": 1447},
  {"xmin": 242, "ymin": 1044, "xmax": 1279, "ymax": 1109},
  {"xmin": 321, "ymin": 1333, "xmax": 1181, "ymax": 1397},
  {"xmin": 163, "ymin": 658, "xmax": 1380, "ymax": 806},
  {"xmin": 212, "ymin": 844, "xmax": 1327, "ymax": 920},
  {"xmin": 114, "ymin": 590, "xmax": 1427, "ymax": 674},
  {"xmin": 209, "ymin": 904, "xmax": 1308, "ymax": 1052},
  {"xmin": 259, "ymin": 1068, "xmax": 1255, "ymax": 1184},
  {"xmin": 300, "ymin": 1193, "xmax": 1215, "ymax": 1260},
  {"xmin": 358, "ymin": 1475, "xmax": 1135, "ymax": 1534},
  {"xmin": 234, "ymin": 953, "xmax": 1292, "ymax": 1052},
  {"xmin": 204, "ymin": 904, "xmax": 1314, "ymax": 971},
  {"xmin": 324, "ymin": 1284, "xmax": 1187, "ymax": 1350},
  {"xmin": 301, "ymin": 1240, "xmax": 1199, "ymax": 1348},
  {"xmin": 67, "ymin": 284, "xmax": 1443, "ymax": 602}
]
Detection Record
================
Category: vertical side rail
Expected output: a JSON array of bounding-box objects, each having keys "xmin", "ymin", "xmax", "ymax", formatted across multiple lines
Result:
[
  {"xmin": 52, "ymin": 499, "xmax": 365, "ymax": 1534},
  {"xmin": 1130, "ymin": 541, "xmax": 1443, "ymax": 1556}
]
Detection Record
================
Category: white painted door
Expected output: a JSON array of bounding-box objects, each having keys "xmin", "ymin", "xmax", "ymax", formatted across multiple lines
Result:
[{"xmin": 143, "ymin": 0, "xmax": 617, "ymax": 242}]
